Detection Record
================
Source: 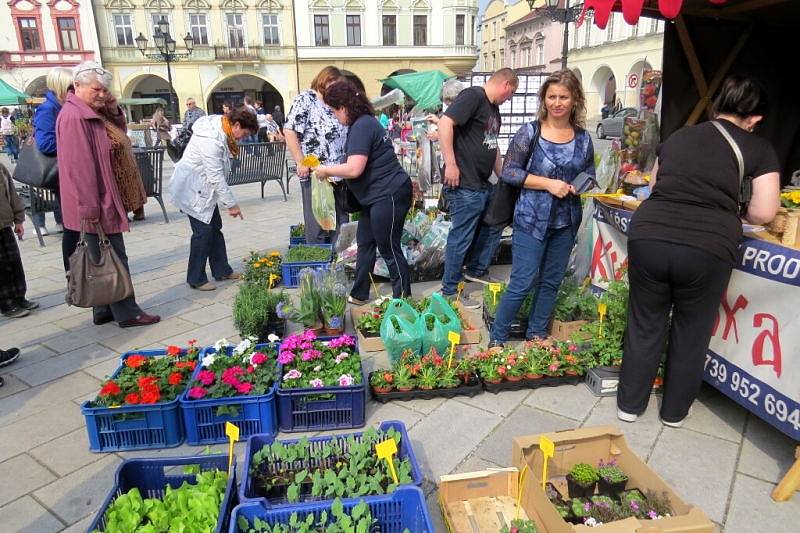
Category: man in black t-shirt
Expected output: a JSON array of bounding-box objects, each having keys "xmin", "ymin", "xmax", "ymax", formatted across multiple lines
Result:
[{"xmin": 438, "ymin": 68, "xmax": 517, "ymax": 307}]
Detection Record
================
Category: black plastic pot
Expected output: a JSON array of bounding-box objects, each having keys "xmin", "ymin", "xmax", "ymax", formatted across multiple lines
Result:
[
  {"xmin": 566, "ymin": 474, "xmax": 597, "ymax": 499},
  {"xmin": 598, "ymin": 476, "xmax": 628, "ymax": 496},
  {"xmin": 256, "ymin": 318, "xmax": 286, "ymax": 341}
]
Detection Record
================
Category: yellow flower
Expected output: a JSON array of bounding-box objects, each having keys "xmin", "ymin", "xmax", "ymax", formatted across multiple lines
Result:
[
  {"xmin": 270, "ymin": 252, "xmax": 281, "ymax": 257},
  {"xmin": 253, "ymin": 264, "xmax": 262, "ymax": 269}
]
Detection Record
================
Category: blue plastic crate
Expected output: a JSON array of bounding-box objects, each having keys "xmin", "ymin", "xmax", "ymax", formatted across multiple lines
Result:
[
  {"xmin": 81, "ymin": 349, "xmax": 190, "ymax": 452},
  {"xmin": 240, "ymin": 420, "xmax": 423, "ymax": 506},
  {"xmin": 180, "ymin": 344, "xmax": 279, "ymax": 445},
  {"xmin": 280, "ymin": 244, "xmax": 333, "ymax": 288},
  {"xmin": 289, "ymin": 225, "xmax": 306, "ymax": 245},
  {"xmin": 230, "ymin": 486, "xmax": 433, "ymax": 533},
  {"xmin": 88, "ymin": 455, "xmax": 237, "ymax": 533}
]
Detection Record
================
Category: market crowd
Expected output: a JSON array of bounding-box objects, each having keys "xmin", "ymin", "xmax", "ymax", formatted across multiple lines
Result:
[{"xmin": 0, "ymin": 60, "xmax": 782, "ymax": 433}]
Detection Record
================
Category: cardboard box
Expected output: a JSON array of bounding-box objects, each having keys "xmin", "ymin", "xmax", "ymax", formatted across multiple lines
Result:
[
  {"xmin": 439, "ymin": 468, "xmax": 546, "ymax": 533},
  {"xmin": 512, "ymin": 426, "xmax": 715, "ymax": 533},
  {"xmin": 452, "ymin": 301, "xmax": 482, "ymax": 345},
  {"xmin": 550, "ymin": 320, "xmax": 589, "ymax": 342}
]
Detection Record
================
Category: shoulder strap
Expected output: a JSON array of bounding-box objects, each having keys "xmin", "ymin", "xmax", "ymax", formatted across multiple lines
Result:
[
  {"xmin": 711, "ymin": 120, "xmax": 744, "ymax": 188},
  {"xmin": 525, "ymin": 121, "xmax": 541, "ymax": 167}
]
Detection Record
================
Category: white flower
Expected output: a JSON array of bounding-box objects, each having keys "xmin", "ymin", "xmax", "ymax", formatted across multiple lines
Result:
[
  {"xmin": 584, "ymin": 518, "xmax": 600, "ymax": 527},
  {"xmin": 247, "ymin": 335, "xmax": 259, "ymax": 343},
  {"xmin": 233, "ymin": 338, "xmax": 251, "ymax": 356},
  {"xmin": 213, "ymin": 338, "xmax": 231, "ymax": 351},
  {"xmin": 314, "ymin": 365, "xmax": 322, "ymax": 372},
  {"xmin": 373, "ymin": 295, "xmax": 391, "ymax": 306},
  {"xmin": 267, "ymin": 334, "xmax": 280, "ymax": 343},
  {"xmin": 201, "ymin": 353, "xmax": 216, "ymax": 367}
]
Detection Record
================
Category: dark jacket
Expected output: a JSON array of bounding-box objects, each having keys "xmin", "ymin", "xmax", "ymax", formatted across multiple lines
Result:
[
  {"xmin": 33, "ymin": 90, "xmax": 62, "ymax": 155},
  {"xmin": 0, "ymin": 164, "xmax": 25, "ymax": 228}
]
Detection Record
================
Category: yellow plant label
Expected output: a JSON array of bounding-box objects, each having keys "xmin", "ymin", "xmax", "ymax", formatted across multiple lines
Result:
[
  {"xmin": 268, "ymin": 273, "xmax": 277, "ymax": 289},
  {"xmin": 488, "ymin": 282, "xmax": 501, "ymax": 305},
  {"xmin": 539, "ymin": 436, "xmax": 555, "ymax": 489},
  {"xmin": 226, "ymin": 422, "xmax": 240, "ymax": 471},
  {"xmin": 597, "ymin": 302, "xmax": 607, "ymax": 338},
  {"xmin": 375, "ymin": 439, "xmax": 399, "ymax": 484},
  {"xmin": 516, "ymin": 464, "xmax": 529, "ymax": 520},
  {"xmin": 447, "ymin": 331, "xmax": 461, "ymax": 368},
  {"xmin": 301, "ymin": 155, "xmax": 320, "ymax": 167}
]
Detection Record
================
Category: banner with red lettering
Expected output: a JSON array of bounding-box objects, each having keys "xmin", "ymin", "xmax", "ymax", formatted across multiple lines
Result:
[{"xmin": 591, "ymin": 201, "xmax": 800, "ymax": 440}]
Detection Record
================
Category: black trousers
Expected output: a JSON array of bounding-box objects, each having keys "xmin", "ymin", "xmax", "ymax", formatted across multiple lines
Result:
[
  {"xmin": 351, "ymin": 180, "xmax": 412, "ymax": 301},
  {"xmin": 0, "ymin": 226, "xmax": 26, "ymax": 309},
  {"xmin": 618, "ymin": 239, "xmax": 732, "ymax": 422},
  {"xmin": 187, "ymin": 207, "xmax": 233, "ymax": 287}
]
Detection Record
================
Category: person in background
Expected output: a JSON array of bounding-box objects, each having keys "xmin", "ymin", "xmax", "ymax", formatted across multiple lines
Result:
[
  {"xmin": 0, "ymin": 163, "xmax": 38, "ymax": 318},
  {"xmin": 170, "ymin": 107, "xmax": 257, "ymax": 291},
  {"xmin": 617, "ymin": 75, "xmax": 780, "ymax": 428},
  {"xmin": 243, "ymin": 96, "xmax": 257, "ymax": 116},
  {"xmin": 1, "ymin": 108, "xmax": 19, "ymax": 163},
  {"xmin": 284, "ymin": 65, "xmax": 349, "ymax": 244},
  {"xmin": 222, "ymin": 101, "xmax": 233, "ymax": 115},
  {"xmin": 57, "ymin": 61, "xmax": 159, "ymax": 328},
  {"xmin": 31, "ymin": 66, "xmax": 72, "ymax": 235},
  {"xmin": 438, "ymin": 68, "xmax": 518, "ymax": 308},
  {"xmin": 259, "ymin": 114, "xmax": 283, "ymax": 142},
  {"xmin": 272, "ymin": 105, "xmax": 284, "ymax": 133},
  {"xmin": 489, "ymin": 70, "xmax": 595, "ymax": 347},
  {"xmin": 0, "ymin": 346, "xmax": 21, "ymax": 387},
  {"xmin": 378, "ymin": 112, "xmax": 390, "ymax": 129},
  {"xmin": 425, "ymin": 79, "xmax": 466, "ymax": 141},
  {"xmin": 150, "ymin": 106, "xmax": 171, "ymax": 148},
  {"xmin": 314, "ymin": 81, "xmax": 413, "ymax": 303},
  {"xmin": 183, "ymin": 97, "xmax": 205, "ymax": 130},
  {"xmin": 254, "ymin": 100, "xmax": 265, "ymax": 115}
]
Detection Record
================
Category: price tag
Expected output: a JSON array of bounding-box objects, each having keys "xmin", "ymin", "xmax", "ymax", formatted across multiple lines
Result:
[
  {"xmin": 488, "ymin": 283, "xmax": 501, "ymax": 305},
  {"xmin": 225, "ymin": 422, "xmax": 240, "ymax": 471},
  {"xmin": 268, "ymin": 273, "xmax": 277, "ymax": 289},
  {"xmin": 539, "ymin": 436, "xmax": 555, "ymax": 489},
  {"xmin": 456, "ymin": 281, "xmax": 465, "ymax": 303},
  {"xmin": 516, "ymin": 464, "xmax": 529, "ymax": 520},
  {"xmin": 375, "ymin": 439, "xmax": 399, "ymax": 484},
  {"xmin": 447, "ymin": 331, "xmax": 461, "ymax": 368},
  {"xmin": 597, "ymin": 302, "xmax": 607, "ymax": 338}
]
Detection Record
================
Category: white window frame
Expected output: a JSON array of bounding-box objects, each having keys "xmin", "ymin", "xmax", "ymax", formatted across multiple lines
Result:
[
  {"xmin": 262, "ymin": 12, "xmax": 280, "ymax": 45},
  {"xmin": 313, "ymin": 13, "xmax": 330, "ymax": 46},
  {"xmin": 535, "ymin": 39, "xmax": 544, "ymax": 65},
  {"xmin": 381, "ymin": 13, "xmax": 397, "ymax": 46},
  {"xmin": 187, "ymin": 13, "xmax": 210, "ymax": 46},
  {"xmin": 455, "ymin": 13, "xmax": 465, "ymax": 46},
  {"xmin": 112, "ymin": 13, "xmax": 135, "ymax": 47},
  {"xmin": 413, "ymin": 14, "xmax": 427, "ymax": 46},
  {"xmin": 345, "ymin": 13, "xmax": 361, "ymax": 46},
  {"xmin": 226, "ymin": 12, "xmax": 246, "ymax": 48}
]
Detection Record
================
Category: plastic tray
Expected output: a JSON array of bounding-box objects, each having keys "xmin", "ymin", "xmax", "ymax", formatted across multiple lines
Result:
[
  {"xmin": 482, "ymin": 306, "xmax": 528, "ymax": 340},
  {"xmin": 482, "ymin": 374, "xmax": 584, "ymax": 393},
  {"xmin": 230, "ymin": 486, "xmax": 433, "ymax": 533},
  {"xmin": 369, "ymin": 372, "xmax": 484, "ymax": 403},
  {"xmin": 289, "ymin": 225, "xmax": 306, "ymax": 245},
  {"xmin": 81, "ymin": 349, "xmax": 188, "ymax": 452},
  {"xmin": 240, "ymin": 420, "xmax": 423, "ymax": 506},
  {"xmin": 280, "ymin": 244, "xmax": 333, "ymax": 288},
  {"xmin": 180, "ymin": 343, "xmax": 279, "ymax": 445},
  {"xmin": 87, "ymin": 454, "xmax": 237, "ymax": 533}
]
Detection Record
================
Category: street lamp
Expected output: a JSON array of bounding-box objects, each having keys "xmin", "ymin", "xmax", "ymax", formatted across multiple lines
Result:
[
  {"xmin": 135, "ymin": 17, "xmax": 194, "ymax": 120},
  {"xmin": 529, "ymin": 0, "xmax": 583, "ymax": 70}
]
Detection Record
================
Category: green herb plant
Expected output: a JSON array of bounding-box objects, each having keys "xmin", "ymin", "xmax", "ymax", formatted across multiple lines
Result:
[
  {"xmin": 482, "ymin": 283, "xmax": 533, "ymax": 319},
  {"xmin": 286, "ymin": 245, "xmax": 332, "ymax": 263},
  {"xmin": 568, "ymin": 463, "xmax": 599, "ymax": 486},
  {"xmin": 580, "ymin": 277, "xmax": 629, "ymax": 367},
  {"xmin": 233, "ymin": 282, "xmax": 290, "ymax": 339},
  {"xmin": 553, "ymin": 279, "xmax": 598, "ymax": 322},
  {"xmin": 290, "ymin": 223, "xmax": 305, "ymax": 238},
  {"xmin": 237, "ymin": 498, "xmax": 393, "ymax": 533},
  {"xmin": 597, "ymin": 459, "xmax": 629, "ymax": 484}
]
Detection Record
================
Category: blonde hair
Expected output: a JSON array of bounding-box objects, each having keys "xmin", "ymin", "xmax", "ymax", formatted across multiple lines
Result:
[
  {"xmin": 537, "ymin": 69, "xmax": 586, "ymax": 128},
  {"xmin": 47, "ymin": 67, "xmax": 73, "ymax": 102}
]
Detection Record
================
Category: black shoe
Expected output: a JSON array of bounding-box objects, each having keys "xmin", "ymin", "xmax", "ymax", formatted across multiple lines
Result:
[
  {"xmin": 16, "ymin": 299, "xmax": 39, "ymax": 311},
  {"xmin": 1, "ymin": 306, "xmax": 30, "ymax": 318},
  {"xmin": 488, "ymin": 340, "xmax": 505, "ymax": 350},
  {"xmin": 93, "ymin": 313, "xmax": 114, "ymax": 326},
  {"xmin": 0, "ymin": 347, "xmax": 21, "ymax": 367}
]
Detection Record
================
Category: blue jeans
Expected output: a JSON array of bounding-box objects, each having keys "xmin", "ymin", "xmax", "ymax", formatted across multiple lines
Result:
[
  {"xmin": 441, "ymin": 186, "xmax": 499, "ymax": 295},
  {"xmin": 491, "ymin": 224, "xmax": 575, "ymax": 342},
  {"xmin": 187, "ymin": 207, "xmax": 233, "ymax": 286},
  {"xmin": 3, "ymin": 135, "xmax": 19, "ymax": 161}
]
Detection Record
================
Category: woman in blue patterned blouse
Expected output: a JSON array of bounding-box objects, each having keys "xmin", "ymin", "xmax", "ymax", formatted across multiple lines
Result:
[{"xmin": 490, "ymin": 70, "xmax": 595, "ymax": 345}]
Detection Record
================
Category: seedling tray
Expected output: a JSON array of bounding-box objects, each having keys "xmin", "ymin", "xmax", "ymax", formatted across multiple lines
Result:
[
  {"xmin": 482, "ymin": 374, "xmax": 584, "ymax": 393},
  {"xmin": 280, "ymin": 244, "xmax": 333, "ymax": 288},
  {"xmin": 180, "ymin": 343, "xmax": 278, "ymax": 445},
  {"xmin": 88, "ymin": 454, "xmax": 237, "ymax": 533},
  {"xmin": 369, "ymin": 372, "xmax": 483, "ymax": 403},
  {"xmin": 240, "ymin": 420, "xmax": 423, "ymax": 507},
  {"xmin": 289, "ymin": 225, "xmax": 306, "ymax": 245},
  {"xmin": 230, "ymin": 486, "xmax": 434, "ymax": 533},
  {"xmin": 482, "ymin": 306, "xmax": 528, "ymax": 340}
]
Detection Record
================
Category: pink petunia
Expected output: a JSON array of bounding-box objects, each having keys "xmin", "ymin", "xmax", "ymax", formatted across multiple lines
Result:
[
  {"xmin": 283, "ymin": 369, "xmax": 302, "ymax": 381},
  {"xmin": 250, "ymin": 352, "xmax": 267, "ymax": 365},
  {"xmin": 338, "ymin": 374, "xmax": 354, "ymax": 386},
  {"xmin": 188, "ymin": 387, "xmax": 207, "ymax": 399},
  {"xmin": 301, "ymin": 349, "xmax": 321, "ymax": 361},
  {"xmin": 309, "ymin": 378, "xmax": 324, "ymax": 388},
  {"xmin": 278, "ymin": 350, "xmax": 295, "ymax": 365},
  {"xmin": 334, "ymin": 352, "xmax": 349, "ymax": 364}
]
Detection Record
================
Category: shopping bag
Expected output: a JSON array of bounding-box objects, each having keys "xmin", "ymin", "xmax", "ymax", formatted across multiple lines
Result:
[
  {"xmin": 417, "ymin": 312, "xmax": 451, "ymax": 355},
  {"xmin": 380, "ymin": 299, "xmax": 421, "ymax": 365},
  {"xmin": 423, "ymin": 293, "xmax": 462, "ymax": 340},
  {"xmin": 311, "ymin": 175, "xmax": 337, "ymax": 231}
]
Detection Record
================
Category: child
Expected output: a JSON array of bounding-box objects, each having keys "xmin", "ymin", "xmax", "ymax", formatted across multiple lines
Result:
[{"xmin": 0, "ymin": 163, "xmax": 38, "ymax": 318}]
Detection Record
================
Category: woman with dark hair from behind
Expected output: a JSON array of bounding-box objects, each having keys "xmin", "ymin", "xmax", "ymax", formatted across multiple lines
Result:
[
  {"xmin": 169, "ymin": 106, "xmax": 258, "ymax": 291},
  {"xmin": 617, "ymin": 74, "xmax": 780, "ymax": 428},
  {"xmin": 314, "ymin": 81, "xmax": 413, "ymax": 303}
]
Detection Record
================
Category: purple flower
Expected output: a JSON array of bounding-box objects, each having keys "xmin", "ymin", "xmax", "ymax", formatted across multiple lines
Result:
[
  {"xmin": 282, "ymin": 369, "xmax": 302, "ymax": 381},
  {"xmin": 338, "ymin": 374, "xmax": 354, "ymax": 386},
  {"xmin": 583, "ymin": 502, "xmax": 592, "ymax": 513},
  {"xmin": 630, "ymin": 501, "xmax": 640, "ymax": 511},
  {"xmin": 278, "ymin": 350, "xmax": 295, "ymax": 365},
  {"xmin": 309, "ymin": 378, "xmax": 324, "ymax": 388},
  {"xmin": 275, "ymin": 301, "xmax": 286, "ymax": 319},
  {"xmin": 335, "ymin": 351, "xmax": 349, "ymax": 364},
  {"xmin": 327, "ymin": 335, "xmax": 355, "ymax": 349},
  {"xmin": 301, "ymin": 349, "xmax": 321, "ymax": 361},
  {"xmin": 648, "ymin": 510, "xmax": 658, "ymax": 519}
]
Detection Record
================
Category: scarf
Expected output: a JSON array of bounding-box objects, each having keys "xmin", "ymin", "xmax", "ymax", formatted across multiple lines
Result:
[{"xmin": 221, "ymin": 116, "xmax": 239, "ymax": 158}]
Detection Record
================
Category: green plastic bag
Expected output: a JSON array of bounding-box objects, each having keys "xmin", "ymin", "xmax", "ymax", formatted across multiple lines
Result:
[
  {"xmin": 419, "ymin": 293, "xmax": 462, "ymax": 354},
  {"xmin": 311, "ymin": 176, "xmax": 337, "ymax": 231},
  {"xmin": 380, "ymin": 299, "xmax": 421, "ymax": 365}
]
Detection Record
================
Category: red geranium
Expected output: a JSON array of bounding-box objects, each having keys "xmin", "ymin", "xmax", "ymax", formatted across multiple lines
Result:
[
  {"xmin": 140, "ymin": 386, "xmax": 161, "ymax": 404},
  {"xmin": 99, "ymin": 381, "xmax": 121, "ymax": 396},
  {"xmin": 138, "ymin": 376, "xmax": 158, "ymax": 388},
  {"xmin": 166, "ymin": 345, "xmax": 182, "ymax": 357},
  {"xmin": 168, "ymin": 372, "xmax": 183, "ymax": 385},
  {"xmin": 125, "ymin": 393, "xmax": 140, "ymax": 404},
  {"xmin": 125, "ymin": 355, "xmax": 147, "ymax": 368}
]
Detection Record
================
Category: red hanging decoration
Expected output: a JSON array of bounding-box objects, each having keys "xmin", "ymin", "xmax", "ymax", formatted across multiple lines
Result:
[
  {"xmin": 581, "ymin": 0, "xmax": 729, "ymax": 29},
  {"xmin": 580, "ymin": 0, "xmax": 616, "ymax": 29},
  {"xmin": 658, "ymin": 0, "xmax": 684, "ymax": 19},
  {"xmin": 622, "ymin": 0, "xmax": 646, "ymax": 25}
]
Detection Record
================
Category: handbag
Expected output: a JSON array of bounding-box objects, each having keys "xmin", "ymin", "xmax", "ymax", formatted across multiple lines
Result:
[
  {"xmin": 13, "ymin": 138, "xmax": 58, "ymax": 190},
  {"xmin": 65, "ymin": 222, "xmax": 134, "ymax": 308},
  {"xmin": 337, "ymin": 181, "xmax": 362, "ymax": 214},
  {"xmin": 483, "ymin": 121, "xmax": 541, "ymax": 228},
  {"xmin": 166, "ymin": 127, "xmax": 193, "ymax": 163},
  {"xmin": 711, "ymin": 121, "xmax": 753, "ymax": 217}
]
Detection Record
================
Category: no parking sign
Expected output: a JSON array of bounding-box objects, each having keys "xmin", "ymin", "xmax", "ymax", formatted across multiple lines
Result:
[{"xmin": 627, "ymin": 73, "xmax": 639, "ymax": 88}]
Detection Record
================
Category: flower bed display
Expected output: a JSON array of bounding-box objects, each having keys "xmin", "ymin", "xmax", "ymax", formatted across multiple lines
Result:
[
  {"xmin": 276, "ymin": 331, "xmax": 365, "ymax": 432},
  {"xmin": 240, "ymin": 421, "xmax": 422, "ymax": 507},
  {"xmin": 81, "ymin": 343, "xmax": 199, "ymax": 452},
  {"xmin": 181, "ymin": 337, "xmax": 280, "ymax": 445},
  {"xmin": 281, "ymin": 244, "xmax": 333, "ymax": 288},
  {"xmin": 369, "ymin": 348, "xmax": 482, "ymax": 403}
]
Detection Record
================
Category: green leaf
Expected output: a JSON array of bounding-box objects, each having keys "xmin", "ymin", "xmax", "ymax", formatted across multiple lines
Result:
[
  {"xmin": 287, "ymin": 483, "xmax": 299, "ymax": 502},
  {"xmin": 331, "ymin": 497, "xmax": 344, "ymax": 518}
]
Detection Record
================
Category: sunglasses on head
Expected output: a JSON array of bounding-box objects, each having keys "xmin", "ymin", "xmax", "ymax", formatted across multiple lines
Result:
[{"xmin": 76, "ymin": 67, "xmax": 109, "ymax": 77}]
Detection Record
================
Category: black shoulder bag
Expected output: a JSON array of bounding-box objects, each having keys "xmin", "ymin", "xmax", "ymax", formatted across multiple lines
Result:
[
  {"xmin": 711, "ymin": 120, "xmax": 753, "ymax": 217},
  {"xmin": 483, "ymin": 121, "xmax": 541, "ymax": 228}
]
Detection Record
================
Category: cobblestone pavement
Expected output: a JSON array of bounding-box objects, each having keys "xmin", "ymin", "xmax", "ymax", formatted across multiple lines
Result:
[{"xmin": 0, "ymin": 154, "xmax": 797, "ymax": 532}]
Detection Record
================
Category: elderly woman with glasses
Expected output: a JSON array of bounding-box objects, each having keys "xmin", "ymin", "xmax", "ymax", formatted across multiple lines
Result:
[{"xmin": 55, "ymin": 61, "xmax": 159, "ymax": 328}]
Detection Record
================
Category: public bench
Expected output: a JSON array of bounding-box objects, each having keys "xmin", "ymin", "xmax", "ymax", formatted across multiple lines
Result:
[{"xmin": 228, "ymin": 142, "xmax": 287, "ymax": 201}]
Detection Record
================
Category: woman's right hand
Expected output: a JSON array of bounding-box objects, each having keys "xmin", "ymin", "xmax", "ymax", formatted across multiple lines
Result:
[
  {"xmin": 228, "ymin": 205, "xmax": 244, "ymax": 219},
  {"xmin": 547, "ymin": 179, "xmax": 575, "ymax": 199},
  {"xmin": 297, "ymin": 164, "xmax": 310, "ymax": 178}
]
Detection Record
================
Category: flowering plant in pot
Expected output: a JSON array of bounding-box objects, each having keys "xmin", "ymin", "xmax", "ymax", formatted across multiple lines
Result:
[
  {"xmin": 393, "ymin": 363, "xmax": 415, "ymax": 392},
  {"xmin": 91, "ymin": 342, "xmax": 199, "ymax": 407},
  {"xmin": 242, "ymin": 250, "xmax": 282, "ymax": 286},
  {"xmin": 279, "ymin": 269, "xmax": 322, "ymax": 330},
  {"xmin": 597, "ymin": 458, "xmax": 629, "ymax": 496},
  {"xmin": 278, "ymin": 331, "xmax": 361, "ymax": 390},
  {"xmin": 499, "ymin": 518, "xmax": 538, "ymax": 533},
  {"xmin": 369, "ymin": 371, "xmax": 394, "ymax": 393},
  {"xmin": 317, "ymin": 268, "xmax": 348, "ymax": 334},
  {"xmin": 555, "ymin": 341, "xmax": 587, "ymax": 376},
  {"xmin": 519, "ymin": 342, "xmax": 550, "ymax": 379},
  {"xmin": 566, "ymin": 462, "xmax": 599, "ymax": 499}
]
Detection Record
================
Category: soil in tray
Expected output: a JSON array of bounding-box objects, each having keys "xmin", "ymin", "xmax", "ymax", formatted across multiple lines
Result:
[
  {"xmin": 368, "ymin": 372, "xmax": 483, "ymax": 403},
  {"xmin": 482, "ymin": 374, "xmax": 583, "ymax": 393}
]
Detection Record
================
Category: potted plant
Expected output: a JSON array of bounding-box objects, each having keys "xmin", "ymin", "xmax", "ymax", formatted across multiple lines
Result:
[
  {"xmin": 437, "ymin": 367, "xmax": 460, "ymax": 389},
  {"xmin": 369, "ymin": 371, "xmax": 394, "ymax": 394},
  {"xmin": 570, "ymin": 497, "xmax": 593, "ymax": 522},
  {"xmin": 417, "ymin": 366, "xmax": 439, "ymax": 390},
  {"xmin": 580, "ymin": 277, "xmax": 629, "ymax": 369},
  {"xmin": 233, "ymin": 282, "xmax": 290, "ymax": 341},
  {"xmin": 279, "ymin": 269, "xmax": 323, "ymax": 330},
  {"xmin": 551, "ymin": 278, "xmax": 598, "ymax": 341},
  {"xmin": 597, "ymin": 459, "xmax": 629, "ymax": 495},
  {"xmin": 278, "ymin": 331, "xmax": 361, "ymax": 391},
  {"xmin": 566, "ymin": 462, "xmax": 599, "ymax": 498},
  {"xmin": 242, "ymin": 250, "xmax": 283, "ymax": 287},
  {"xmin": 285, "ymin": 244, "xmax": 332, "ymax": 263},
  {"xmin": 317, "ymin": 268, "xmax": 348, "ymax": 335},
  {"xmin": 556, "ymin": 342, "xmax": 586, "ymax": 377},
  {"xmin": 504, "ymin": 350, "xmax": 525, "ymax": 382},
  {"xmin": 500, "ymin": 518, "xmax": 538, "ymax": 533},
  {"xmin": 393, "ymin": 364, "xmax": 415, "ymax": 392},
  {"xmin": 520, "ymin": 342, "xmax": 549, "ymax": 379}
]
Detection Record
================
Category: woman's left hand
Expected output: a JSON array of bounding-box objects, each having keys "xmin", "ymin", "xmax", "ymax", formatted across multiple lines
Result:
[{"xmin": 314, "ymin": 166, "xmax": 329, "ymax": 180}]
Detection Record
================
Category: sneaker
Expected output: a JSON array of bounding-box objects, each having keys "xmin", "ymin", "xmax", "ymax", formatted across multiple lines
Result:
[
  {"xmin": 348, "ymin": 295, "xmax": 368, "ymax": 306},
  {"xmin": 463, "ymin": 271, "xmax": 501, "ymax": 285},
  {"xmin": 617, "ymin": 408, "xmax": 638, "ymax": 423},
  {"xmin": 456, "ymin": 295, "xmax": 481, "ymax": 310},
  {"xmin": 55, "ymin": 224, "xmax": 64, "ymax": 233},
  {"xmin": 0, "ymin": 347, "xmax": 21, "ymax": 367},
  {"xmin": 40, "ymin": 226, "xmax": 49, "ymax": 236},
  {"xmin": 16, "ymin": 299, "xmax": 39, "ymax": 311},
  {"xmin": 660, "ymin": 406, "xmax": 693, "ymax": 428},
  {"xmin": 1, "ymin": 306, "xmax": 30, "ymax": 318}
]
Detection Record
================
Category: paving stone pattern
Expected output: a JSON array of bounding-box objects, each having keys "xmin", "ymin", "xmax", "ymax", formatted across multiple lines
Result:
[{"xmin": 0, "ymin": 155, "xmax": 797, "ymax": 532}]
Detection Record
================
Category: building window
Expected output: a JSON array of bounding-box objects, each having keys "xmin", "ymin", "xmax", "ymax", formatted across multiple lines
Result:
[
  {"xmin": 524, "ymin": 47, "xmax": 531, "ymax": 66},
  {"xmin": 483, "ymin": 53, "xmax": 488, "ymax": 71},
  {"xmin": 606, "ymin": 14, "xmax": 614, "ymax": 41},
  {"xmin": 500, "ymin": 49, "xmax": 504, "ymax": 67},
  {"xmin": 262, "ymin": 13, "xmax": 279, "ymax": 45},
  {"xmin": 18, "ymin": 17, "xmax": 41, "ymax": 51},
  {"xmin": 413, "ymin": 15, "xmax": 426, "ymax": 46},
  {"xmin": 382, "ymin": 15, "xmax": 396, "ymax": 45},
  {"xmin": 227, "ymin": 13, "xmax": 245, "ymax": 48},
  {"xmin": 649, "ymin": 18, "xmax": 659, "ymax": 33},
  {"xmin": 57, "ymin": 17, "xmax": 80, "ymax": 51},
  {"xmin": 492, "ymin": 21, "xmax": 497, "ymax": 39},
  {"xmin": 455, "ymin": 14, "xmax": 465, "ymax": 46},
  {"xmin": 314, "ymin": 14, "xmax": 329, "ymax": 46},
  {"xmin": 346, "ymin": 14, "xmax": 361, "ymax": 46},
  {"xmin": 511, "ymin": 49, "xmax": 516, "ymax": 68},
  {"xmin": 151, "ymin": 13, "xmax": 169, "ymax": 37},
  {"xmin": 535, "ymin": 40, "xmax": 544, "ymax": 65},
  {"xmin": 189, "ymin": 14, "xmax": 209, "ymax": 45},
  {"xmin": 584, "ymin": 22, "xmax": 591, "ymax": 46},
  {"xmin": 113, "ymin": 14, "xmax": 134, "ymax": 46}
]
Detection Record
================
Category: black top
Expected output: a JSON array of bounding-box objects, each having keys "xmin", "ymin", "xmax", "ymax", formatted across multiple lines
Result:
[
  {"xmin": 444, "ymin": 86, "xmax": 501, "ymax": 190},
  {"xmin": 345, "ymin": 114, "xmax": 409, "ymax": 206},
  {"xmin": 629, "ymin": 119, "xmax": 780, "ymax": 264}
]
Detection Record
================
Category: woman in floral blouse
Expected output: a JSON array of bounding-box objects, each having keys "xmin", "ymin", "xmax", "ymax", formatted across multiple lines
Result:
[{"xmin": 284, "ymin": 66, "xmax": 348, "ymax": 244}]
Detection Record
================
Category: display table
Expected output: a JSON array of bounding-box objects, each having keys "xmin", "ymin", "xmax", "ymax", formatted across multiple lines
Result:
[{"xmin": 589, "ymin": 200, "xmax": 799, "ymax": 445}]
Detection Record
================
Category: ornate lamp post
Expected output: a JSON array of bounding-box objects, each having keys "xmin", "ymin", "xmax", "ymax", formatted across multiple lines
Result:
[
  {"xmin": 135, "ymin": 18, "xmax": 194, "ymax": 120},
  {"xmin": 527, "ymin": 0, "xmax": 584, "ymax": 70}
]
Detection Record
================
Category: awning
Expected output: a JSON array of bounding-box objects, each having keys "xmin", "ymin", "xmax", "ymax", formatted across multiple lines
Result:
[
  {"xmin": 580, "ymin": 0, "xmax": 730, "ymax": 28},
  {"xmin": 118, "ymin": 97, "xmax": 168, "ymax": 107},
  {"xmin": 0, "ymin": 79, "xmax": 29, "ymax": 105},
  {"xmin": 380, "ymin": 70, "xmax": 453, "ymax": 112}
]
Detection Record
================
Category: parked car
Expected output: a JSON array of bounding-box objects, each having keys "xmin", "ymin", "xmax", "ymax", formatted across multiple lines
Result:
[{"xmin": 596, "ymin": 107, "xmax": 638, "ymax": 139}]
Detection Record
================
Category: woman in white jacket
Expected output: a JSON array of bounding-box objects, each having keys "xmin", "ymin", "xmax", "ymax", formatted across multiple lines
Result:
[{"xmin": 170, "ymin": 107, "xmax": 258, "ymax": 290}]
